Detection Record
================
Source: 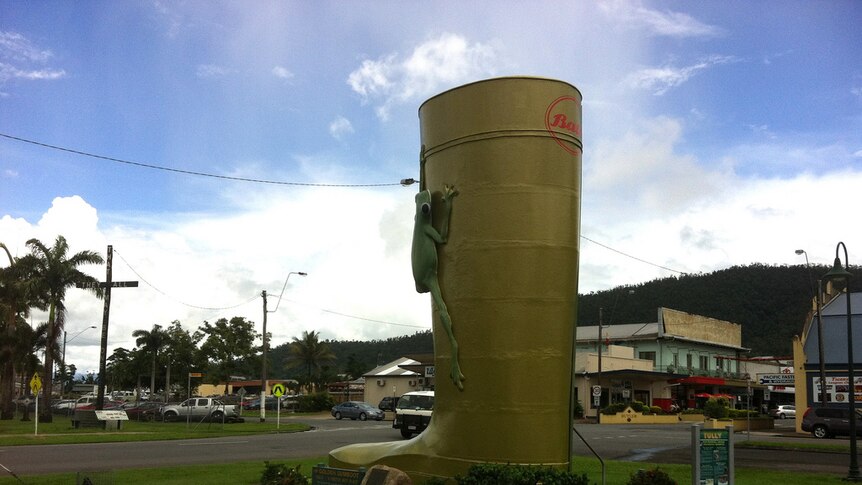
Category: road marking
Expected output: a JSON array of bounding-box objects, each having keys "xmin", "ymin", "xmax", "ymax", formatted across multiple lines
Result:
[{"xmin": 178, "ymin": 440, "xmax": 248, "ymax": 446}]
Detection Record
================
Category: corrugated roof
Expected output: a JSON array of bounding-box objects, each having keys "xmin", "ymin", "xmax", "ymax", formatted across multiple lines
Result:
[
  {"xmin": 363, "ymin": 357, "xmax": 422, "ymax": 377},
  {"xmin": 576, "ymin": 322, "xmax": 659, "ymax": 340}
]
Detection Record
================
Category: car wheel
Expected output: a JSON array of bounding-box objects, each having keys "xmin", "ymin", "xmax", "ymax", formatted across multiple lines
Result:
[
  {"xmin": 779, "ymin": 413, "xmax": 785, "ymax": 419},
  {"xmin": 164, "ymin": 411, "xmax": 178, "ymax": 422},
  {"xmin": 813, "ymin": 424, "xmax": 829, "ymax": 439},
  {"xmin": 211, "ymin": 411, "xmax": 224, "ymax": 420},
  {"xmin": 359, "ymin": 413, "xmax": 367, "ymax": 421},
  {"xmin": 400, "ymin": 428, "xmax": 413, "ymax": 439},
  {"xmin": 334, "ymin": 412, "xmax": 342, "ymax": 420}
]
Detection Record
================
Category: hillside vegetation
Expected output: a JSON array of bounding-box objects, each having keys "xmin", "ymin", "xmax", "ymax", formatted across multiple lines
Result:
[{"xmin": 269, "ymin": 263, "xmax": 860, "ymax": 378}]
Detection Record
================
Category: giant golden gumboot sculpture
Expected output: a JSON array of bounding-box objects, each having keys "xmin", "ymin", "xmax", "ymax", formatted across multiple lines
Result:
[{"xmin": 329, "ymin": 77, "xmax": 582, "ymax": 482}]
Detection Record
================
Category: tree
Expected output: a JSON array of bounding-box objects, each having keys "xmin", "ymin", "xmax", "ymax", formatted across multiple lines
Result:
[
  {"xmin": 0, "ymin": 242, "xmax": 40, "ymax": 419},
  {"xmin": 21, "ymin": 236, "xmax": 103, "ymax": 422},
  {"xmin": 285, "ymin": 330, "xmax": 336, "ymax": 393},
  {"xmin": 196, "ymin": 317, "xmax": 259, "ymax": 394},
  {"xmin": 132, "ymin": 324, "xmax": 165, "ymax": 399},
  {"xmin": 160, "ymin": 321, "xmax": 201, "ymax": 401}
]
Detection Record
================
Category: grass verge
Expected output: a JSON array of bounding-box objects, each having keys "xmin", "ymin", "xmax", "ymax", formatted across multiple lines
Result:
[
  {"xmin": 0, "ymin": 413, "xmax": 310, "ymax": 446},
  {"xmin": 0, "ymin": 455, "xmax": 847, "ymax": 485}
]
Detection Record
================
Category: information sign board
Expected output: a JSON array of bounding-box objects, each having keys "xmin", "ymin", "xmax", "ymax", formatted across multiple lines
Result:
[
  {"xmin": 311, "ymin": 465, "xmax": 365, "ymax": 485},
  {"xmin": 272, "ymin": 383, "xmax": 286, "ymax": 397},
  {"xmin": 94, "ymin": 410, "xmax": 129, "ymax": 421},
  {"xmin": 757, "ymin": 373, "xmax": 794, "ymax": 385},
  {"xmin": 692, "ymin": 424, "xmax": 734, "ymax": 485}
]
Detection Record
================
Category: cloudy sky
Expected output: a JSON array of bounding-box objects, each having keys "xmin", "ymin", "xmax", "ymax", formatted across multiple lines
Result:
[{"xmin": 2, "ymin": 1, "xmax": 861, "ymax": 376}]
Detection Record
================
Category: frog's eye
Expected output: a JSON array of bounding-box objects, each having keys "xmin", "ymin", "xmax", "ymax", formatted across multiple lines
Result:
[{"xmin": 421, "ymin": 202, "xmax": 431, "ymax": 215}]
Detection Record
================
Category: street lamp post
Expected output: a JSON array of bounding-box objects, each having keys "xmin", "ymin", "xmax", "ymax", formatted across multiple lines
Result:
[
  {"xmin": 797, "ymin": 249, "xmax": 829, "ymax": 407},
  {"xmin": 821, "ymin": 242, "xmax": 859, "ymax": 481},
  {"xmin": 60, "ymin": 326, "xmax": 97, "ymax": 399},
  {"xmin": 261, "ymin": 271, "xmax": 306, "ymax": 423}
]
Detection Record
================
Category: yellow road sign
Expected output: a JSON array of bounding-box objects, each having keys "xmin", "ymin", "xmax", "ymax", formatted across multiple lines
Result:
[
  {"xmin": 29, "ymin": 372, "xmax": 42, "ymax": 395},
  {"xmin": 271, "ymin": 383, "xmax": 285, "ymax": 397}
]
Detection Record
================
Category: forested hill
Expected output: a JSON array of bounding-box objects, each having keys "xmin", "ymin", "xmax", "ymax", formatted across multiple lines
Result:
[
  {"xmin": 578, "ymin": 263, "xmax": 862, "ymax": 357},
  {"xmin": 270, "ymin": 263, "xmax": 861, "ymax": 378}
]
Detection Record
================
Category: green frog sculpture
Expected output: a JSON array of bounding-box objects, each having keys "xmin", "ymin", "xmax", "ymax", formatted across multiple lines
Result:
[{"xmin": 411, "ymin": 184, "xmax": 464, "ymax": 390}]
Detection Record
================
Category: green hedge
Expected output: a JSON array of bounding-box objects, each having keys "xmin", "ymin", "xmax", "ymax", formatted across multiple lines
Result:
[
  {"xmin": 451, "ymin": 463, "xmax": 589, "ymax": 485},
  {"xmin": 296, "ymin": 392, "xmax": 335, "ymax": 412}
]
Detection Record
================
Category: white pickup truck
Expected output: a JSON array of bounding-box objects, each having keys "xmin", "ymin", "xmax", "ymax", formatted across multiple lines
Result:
[{"xmin": 160, "ymin": 397, "xmax": 241, "ymax": 422}]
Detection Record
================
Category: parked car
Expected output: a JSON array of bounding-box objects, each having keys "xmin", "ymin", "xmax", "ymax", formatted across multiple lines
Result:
[
  {"xmin": 51, "ymin": 399, "xmax": 77, "ymax": 415},
  {"xmin": 378, "ymin": 396, "xmax": 400, "ymax": 412},
  {"xmin": 769, "ymin": 404, "xmax": 796, "ymax": 419},
  {"xmin": 802, "ymin": 406, "xmax": 862, "ymax": 438},
  {"xmin": 242, "ymin": 396, "xmax": 279, "ymax": 411},
  {"xmin": 121, "ymin": 401, "xmax": 162, "ymax": 421},
  {"xmin": 161, "ymin": 397, "xmax": 240, "ymax": 422},
  {"xmin": 393, "ymin": 391, "xmax": 434, "ymax": 439},
  {"xmin": 331, "ymin": 401, "xmax": 384, "ymax": 421}
]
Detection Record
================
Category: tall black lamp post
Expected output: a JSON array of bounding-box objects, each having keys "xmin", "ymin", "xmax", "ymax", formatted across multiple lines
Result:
[
  {"xmin": 821, "ymin": 241, "xmax": 859, "ymax": 481},
  {"xmin": 798, "ymin": 249, "xmax": 829, "ymax": 406}
]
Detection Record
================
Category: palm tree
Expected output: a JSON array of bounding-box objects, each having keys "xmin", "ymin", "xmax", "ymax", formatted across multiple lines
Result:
[
  {"xmin": 0, "ymin": 242, "xmax": 45, "ymax": 419},
  {"xmin": 133, "ymin": 324, "xmax": 165, "ymax": 400},
  {"xmin": 22, "ymin": 236, "xmax": 103, "ymax": 422},
  {"xmin": 285, "ymin": 330, "xmax": 336, "ymax": 393}
]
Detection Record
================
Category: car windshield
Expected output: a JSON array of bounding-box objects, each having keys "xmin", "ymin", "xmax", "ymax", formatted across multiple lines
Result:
[{"xmin": 397, "ymin": 395, "xmax": 433, "ymax": 410}]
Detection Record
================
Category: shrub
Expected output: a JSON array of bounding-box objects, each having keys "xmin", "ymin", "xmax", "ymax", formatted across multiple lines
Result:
[
  {"xmin": 455, "ymin": 463, "xmax": 589, "ymax": 485},
  {"xmin": 627, "ymin": 467, "xmax": 677, "ymax": 485},
  {"xmin": 629, "ymin": 401, "xmax": 646, "ymax": 412},
  {"xmin": 573, "ymin": 400, "xmax": 585, "ymax": 418},
  {"xmin": 703, "ymin": 398, "xmax": 730, "ymax": 419},
  {"xmin": 296, "ymin": 392, "xmax": 335, "ymax": 412},
  {"xmin": 681, "ymin": 408, "xmax": 704, "ymax": 415},
  {"xmin": 260, "ymin": 462, "xmax": 308, "ymax": 485},
  {"xmin": 649, "ymin": 406, "xmax": 663, "ymax": 415},
  {"xmin": 728, "ymin": 409, "xmax": 758, "ymax": 419},
  {"xmin": 601, "ymin": 402, "xmax": 628, "ymax": 415}
]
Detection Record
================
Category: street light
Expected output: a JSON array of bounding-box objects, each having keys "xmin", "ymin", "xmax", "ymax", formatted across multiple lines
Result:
[
  {"xmin": 797, "ymin": 249, "xmax": 828, "ymax": 407},
  {"xmin": 821, "ymin": 242, "xmax": 859, "ymax": 481},
  {"xmin": 61, "ymin": 326, "xmax": 97, "ymax": 399},
  {"xmin": 260, "ymin": 271, "xmax": 307, "ymax": 422}
]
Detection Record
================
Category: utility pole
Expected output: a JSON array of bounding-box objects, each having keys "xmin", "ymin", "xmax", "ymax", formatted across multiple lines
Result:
[
  {"xmin": 597, "ymin": 307, "xmax": 603, "ymax": 423},
  {"xmin": 261, "ymin": 290, "xmax": 268, "ymax": 423},
  {"xmin": 77, "ymin": 245, "xmax": 138, "ymax": 410}
]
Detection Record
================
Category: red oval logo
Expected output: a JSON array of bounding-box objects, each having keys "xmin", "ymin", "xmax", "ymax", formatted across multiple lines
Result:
[{"xmin": 544, "ymin": 95, "xmax": 582, "ymax": 156}]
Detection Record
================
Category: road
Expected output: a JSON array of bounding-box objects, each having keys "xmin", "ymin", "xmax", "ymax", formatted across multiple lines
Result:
[{"xmin": 0, "ymin": 416, "xmax": 856, "ymax": 476}]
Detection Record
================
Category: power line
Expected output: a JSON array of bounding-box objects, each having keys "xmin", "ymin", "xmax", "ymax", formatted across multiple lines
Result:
[
  {"xmin": 113, "ymin": 249, "xmax": 259, "ymax": 311},
  {"xmin": 0, "ymin": 132, "xmax": 407, "ymax": 188},
  {"xmin": 581, "ymin": 235, "xmax": 687, "ymax": 275}
]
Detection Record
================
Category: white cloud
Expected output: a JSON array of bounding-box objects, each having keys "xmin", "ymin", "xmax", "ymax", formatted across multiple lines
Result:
[
  {"xmin": 599, "ymin": 0, "xmax": 724, "ymax": 38},
  {"xmin": 272, "ymin": 65, "xmax": 294, "ymax": 80},
  {"xmin": 0, "ymin": 32, "xmax": 65, "ymax": 85},
  {"xmin": 626, "ymin": 55, "xmax": 738, "ymax": 95},
  {"xmin": 347, "ymin": 33, "xmax": 500, "ymax": 120},
  {"xmin": 0, "ymin": 190, "xmax": 429, "ymax": 376},
  {"xmin": 196, "ymin": 64, "xmax": 233, "ymax": 78},
  {"xmin": 0, "ymin": 31, "xmax": 53, "ymax": 62},
  {"xmin": 329, "ymin": 116, "xmax": 354, "ymax": 140},
  {"xmin": 3, "ymin": 169, "xmax": 18, "ymax": 178}
]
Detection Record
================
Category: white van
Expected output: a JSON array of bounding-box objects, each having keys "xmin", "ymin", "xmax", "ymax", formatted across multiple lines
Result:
[{"xmin": 392, "ymin": 391, "xmax": 434, "ymax": 438}]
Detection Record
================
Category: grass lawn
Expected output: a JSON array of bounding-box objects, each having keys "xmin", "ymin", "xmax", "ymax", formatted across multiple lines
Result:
[
  {"xmin": 0, "ymin": 413, "xmax": 849, "ymax": 484},
  {"xmin": 0, "ymin": 455, "xmax": 848, "ymax": 485},
  {"xmin": 0, "ymin": 411, "xmax": 310, "ymax": 446}
]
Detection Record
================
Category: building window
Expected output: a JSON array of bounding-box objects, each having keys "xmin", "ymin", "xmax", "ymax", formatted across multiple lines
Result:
[
  {"xmin": 715, "ymin": 356, "xmax": 724, "ymax": 370},
  {"xmin": 699, "ymin": 355, "xmax": 709, "ymax": 370},
  {"xmin": 638, "ymin": 351, "xmax": 656, "ymax": 365},
  {"xmin": 673, "ymin": 353, "xmax": 679, "ymax": 367},
  {"xmin": 686, "ymin": 354, "xmax": 693, "ymax": 369}
]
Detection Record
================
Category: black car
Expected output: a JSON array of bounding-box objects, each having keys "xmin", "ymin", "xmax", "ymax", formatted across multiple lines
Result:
[
  {"xmin": 378, "ymin": 396, "xmax": 400, "ymax": 412},
  {"xmin": 801, "ymin": 406, "xmax": 862, "ymax": 438}
]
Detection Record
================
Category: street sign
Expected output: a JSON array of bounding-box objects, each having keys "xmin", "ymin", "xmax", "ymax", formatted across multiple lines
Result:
[
  {"xmin": 272, "ymin": 383, "xmax": 286, "ymax": 397},
  {"xmin": 757, "ymin": 373, "xmax": 794, "ymax": 385},
  {"xmin": 29, "ymin": 373, "xmax": 42, "ymax": 395},
  {"xmin": 592, "ymin": 385, "xmax": 602, "ymax": 397},
  {"xmin": 77, "ymin": 281, "xmax": 139, "ymax": 289},
  {"xmin": 188, "ymin": 372, "xmax": 202, "ymax": 378}
]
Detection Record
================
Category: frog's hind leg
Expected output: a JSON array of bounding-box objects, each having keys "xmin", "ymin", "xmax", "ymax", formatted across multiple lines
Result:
[{"xmin": 427, "ymin": 277, "xmax": 464, "ymax": 390}]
